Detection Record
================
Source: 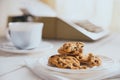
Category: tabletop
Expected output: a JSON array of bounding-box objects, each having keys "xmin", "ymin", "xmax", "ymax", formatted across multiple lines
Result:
[{"xmin": 0, "ymin": 33, "xmax": 120, "ymax": 80}]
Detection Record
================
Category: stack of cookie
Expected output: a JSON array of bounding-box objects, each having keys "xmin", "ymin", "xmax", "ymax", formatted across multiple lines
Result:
[{"xmin": 48, "ymin": 42, "xmax": 101, "ymax": 69}]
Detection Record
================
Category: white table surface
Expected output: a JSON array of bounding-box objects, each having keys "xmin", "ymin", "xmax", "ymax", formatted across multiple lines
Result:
[{"xmin": 0, "ymin": 33, "xmax": 120, "ymax": 80}]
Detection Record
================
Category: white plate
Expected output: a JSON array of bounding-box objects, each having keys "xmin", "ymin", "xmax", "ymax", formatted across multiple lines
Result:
[
  {"xmin": 0, "ymin": 42, "xmax": 53, "ymax": 54},
  {"xmin": 38, "ymin": 55, "xmax": 115, "ymax": 73}
]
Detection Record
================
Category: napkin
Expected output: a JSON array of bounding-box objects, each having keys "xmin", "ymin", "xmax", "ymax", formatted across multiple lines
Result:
[{"xmin": 25, "ymin": 58, "xmax": 120, "ymax": 80}]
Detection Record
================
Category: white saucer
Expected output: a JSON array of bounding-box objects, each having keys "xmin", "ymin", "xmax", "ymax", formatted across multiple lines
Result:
[
  {"xmin": 38, "ymin": 55, "xmax": 117, "ymax": 73},
  {"xmin": 0, "ymin": 42, "xmax": 53, "ymax": 54}
]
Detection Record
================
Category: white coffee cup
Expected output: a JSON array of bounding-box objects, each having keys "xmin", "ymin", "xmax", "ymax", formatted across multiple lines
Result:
[{"xmin": 8, "ymin": 22, "xmax": 44, "ymax": 50}]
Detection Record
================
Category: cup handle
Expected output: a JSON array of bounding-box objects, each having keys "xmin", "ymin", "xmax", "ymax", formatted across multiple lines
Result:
[{"xmin": 6, "ymin": 28, "xmax": 11, "ymax": 41}]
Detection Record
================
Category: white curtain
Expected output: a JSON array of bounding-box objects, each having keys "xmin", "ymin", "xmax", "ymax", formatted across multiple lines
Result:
[{"xmin": 55, "ymin": 0, "xmax": 113, "ymax": 28}]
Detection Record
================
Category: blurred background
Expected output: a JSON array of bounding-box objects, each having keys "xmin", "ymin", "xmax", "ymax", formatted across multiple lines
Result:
[{"xmin": 0, "ymin": 0, "xmax": 120, "ymax": 37}]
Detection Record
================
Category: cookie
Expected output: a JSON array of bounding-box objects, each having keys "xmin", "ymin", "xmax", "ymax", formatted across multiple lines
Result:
[
  {"xmin": 74, "ymin": 53, "xmax": 101, "ymax": 68},
  {"xmin": 58, "ymin": 42, "xmax": 84, "ymax": 55},
  {"xmin": 87, "ymin": 53, "xmax": 101, "ymax": 67},
  {"xmin": 48, "ymin": 54, "xmax": 81, "ymax": 69}
]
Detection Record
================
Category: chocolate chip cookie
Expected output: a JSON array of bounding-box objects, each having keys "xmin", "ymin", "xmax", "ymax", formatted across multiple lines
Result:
[
  {"xmin": 77, "ymin": 53, "xmax": 101, "ymax": 68},
  {"xmin": 58, "ymin": 42, "xmax": 84, "ymax": 55},
  {"xmin": 87, "ymin": 53, "xmax": 101, "ymax": 67},
  {"xmin": 48, "ymin": 54, "xmax": 81, "ymax": 69}
]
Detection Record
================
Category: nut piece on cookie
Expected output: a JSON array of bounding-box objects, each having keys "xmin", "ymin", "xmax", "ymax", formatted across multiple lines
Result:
[
  {"xmin": 58, "ymin": 42, "xmax": 84, "ymax": 55},
  {"xmin": 48, "ymin": 54, "xmax": 81, "ymax": 69}
]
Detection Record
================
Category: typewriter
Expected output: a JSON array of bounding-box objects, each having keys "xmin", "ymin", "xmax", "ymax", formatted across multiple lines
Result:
[{"xmin": 7, "ymin": 9, "xmax": 109, "ymax": 41}]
